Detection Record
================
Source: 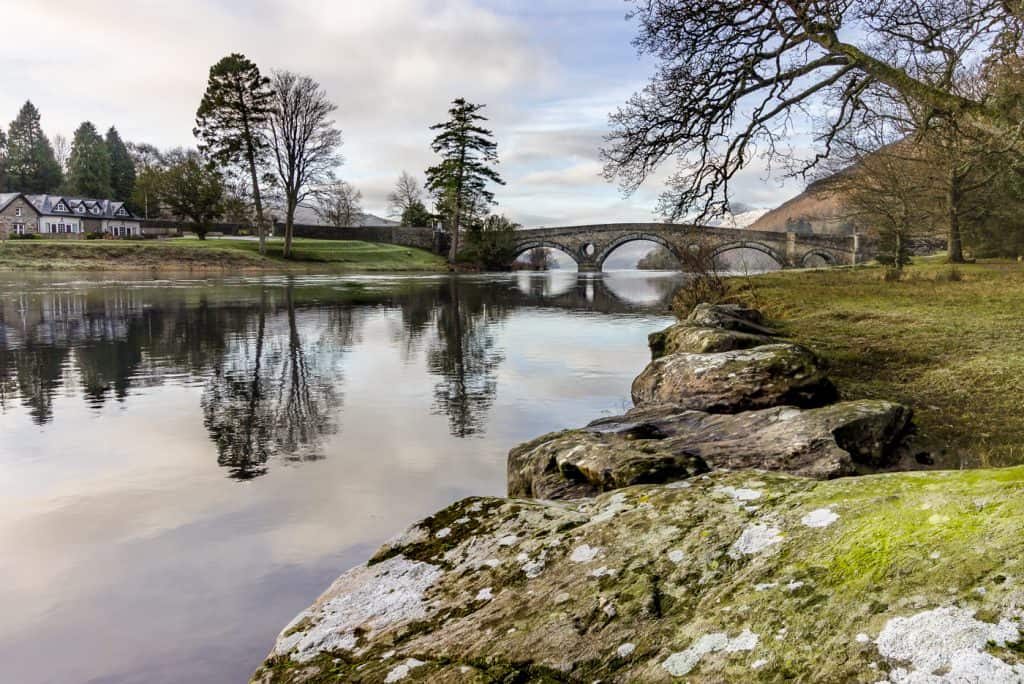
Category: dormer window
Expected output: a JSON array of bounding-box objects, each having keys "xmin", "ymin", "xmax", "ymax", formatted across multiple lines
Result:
[
  {"xmin": 116, "ymin": 208, "xmax": 128, "ymax": 217},
  {"xmin": 54, "ymin": 202, "xmax": 68, "ymax": 213},
  {"xmin": 75, "ymin": 206, "xmax": 85, "ymax": 214},
  {"xmin": 90, "ymin": 206, "xmax": 100, "ymax": 215}
]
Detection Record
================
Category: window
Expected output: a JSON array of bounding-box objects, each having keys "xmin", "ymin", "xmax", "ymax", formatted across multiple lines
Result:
[
  {"xmin": 76, "ymin": 206, "xmax": 85, "ymax": 214},
  {"xmin": 54, "ymin": 202, "xmax": 67, "ymax": 212},
  {"xmin": 12, "ymin": 223, "xmax": 25, "ymax": 235},
  {"xmin": 116, "ymin": 208, "xmax": 128, "ymax": 217},
  {"xmin": 14, "ymin": 207, "xmax": 22, "ymax": 217}
]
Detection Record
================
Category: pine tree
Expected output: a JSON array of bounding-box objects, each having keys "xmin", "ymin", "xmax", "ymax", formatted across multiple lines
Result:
[
  {"xmin": 67, "ymin": 122, "xmax": 112, "ymax": 197},
  {"xmin": 425, "ymin": 98, "xmax": 504, "ymax": 262},
  {"xmin": 194, "ymin": 53, "xmax": 274, "ymax": 254},
  {"xmin": 5, "ymin": 101, "xmax": 63, "ymax": 193},
  {"xmin": 105, "ymin": 127, "xmax": 135, "ymax": 203}
]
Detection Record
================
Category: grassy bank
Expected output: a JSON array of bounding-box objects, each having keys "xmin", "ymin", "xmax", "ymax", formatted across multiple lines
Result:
[
  {"xmin": 0, "ymin": 237, "xmax": 447, "ymax": 272},
  {"xmin": 731, "ymin": 257, "xmax": 1024, "ymax": 468}
]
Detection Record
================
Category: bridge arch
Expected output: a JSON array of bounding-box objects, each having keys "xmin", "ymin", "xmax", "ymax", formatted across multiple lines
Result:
[
  {"xmin": 709, "ymin": 241, "xmax": 788, "ymax": 269},
  {"xmin": 800, "ymin": 249, "xmax": 838, "ymax": 268},
  {"xmin": 595, "ymin": 232, "xmax": 685, "ymax": 271},
  {"xmin": 512, "ymin": 240, "xmax": 581, "ymax": 268}
]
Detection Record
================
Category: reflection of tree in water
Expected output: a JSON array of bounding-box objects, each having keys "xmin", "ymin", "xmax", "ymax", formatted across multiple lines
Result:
[
  {"xmin": 201, "ymin": 286, "xmax": 353, "ymax": 480},
  {"xmin": 426, "ymin": 278, "xmax": 509, "ymax": 438},
  {"xmin": 1, "ymin": 345, "xmax": 68, "ymax": 424}
]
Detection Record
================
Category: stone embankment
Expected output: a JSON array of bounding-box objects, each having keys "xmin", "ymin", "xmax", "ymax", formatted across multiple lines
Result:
[{"xmin": 253, "ymin": 304, "xmax": 1024, "ymax": 683}]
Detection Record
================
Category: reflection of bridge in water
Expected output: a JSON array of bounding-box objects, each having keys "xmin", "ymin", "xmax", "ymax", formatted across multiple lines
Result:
[
  {"xmin": 507, "ymin": 273, "xmax": 681, "ymax": 314},
  {"xmin": 511, "ymin": 223, "xmax": 868, "ymax": 272}
]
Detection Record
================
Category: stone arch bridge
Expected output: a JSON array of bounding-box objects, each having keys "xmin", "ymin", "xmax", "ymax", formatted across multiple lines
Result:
[{"xmin": 511, "ymin": 223, "xmax": 869, "ymax": 272}]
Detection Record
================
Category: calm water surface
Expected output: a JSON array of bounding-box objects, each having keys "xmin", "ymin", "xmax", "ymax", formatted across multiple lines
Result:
[{"xmin": 0, "ymin": 271, "xmax": 682, "ymax": 684}]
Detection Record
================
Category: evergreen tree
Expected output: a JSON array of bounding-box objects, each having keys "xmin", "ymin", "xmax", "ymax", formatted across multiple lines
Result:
[
  {"xmin": 5, "ymin": 101, "xmax": 63, "ymax": 193},
  {"xmin": 105, "ymin": 127, "xmax": 135, "ymax": 203},
  {"xmin": 194, "ymin": 53, "xmax": 274, "ymax": 254},
  {"xmin": 401, "ymin": 200, "xmax": 434, "ymax": 227},
  {"xmin": 425, "ymin": 98, "xmax": 504, "ymax": 262},
  {"xmin": 67, "ymin": 122, "xmax": 112, "ymax": 197}
]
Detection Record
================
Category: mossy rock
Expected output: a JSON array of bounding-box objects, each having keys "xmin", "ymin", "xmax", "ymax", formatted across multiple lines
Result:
[
  {"xmin": 253, "ymin": 467, "xmax": 1024, "ymax": 682},
  {"xmin": 648, "ymin": 323, "xmax": 777, "ymax": 359},
  {"xmin": 632, "ymin": 344, "xmax": 837, "ymax": 413}
]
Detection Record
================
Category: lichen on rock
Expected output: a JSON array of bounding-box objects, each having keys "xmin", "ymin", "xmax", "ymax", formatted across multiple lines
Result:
[{"xmin": 253, "ymin": 467, "xmax": 1024, "ymax": 682}]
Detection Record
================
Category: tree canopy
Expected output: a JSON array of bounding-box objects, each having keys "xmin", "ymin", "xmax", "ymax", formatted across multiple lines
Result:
[
  {"xmin": 5, "ymin": 101, "xmax": 62, "ymax": 193},
  {"xmin": 105, "ymin": 127, "xmax": 136, "ymax": 203},
  {"xmin": 195, "ymin": 53, "xmax": 274, "ymax": 253},
  {"xmin": 425, "ymin": 98, "xmax": 504, "ymax": 262},
  {"xmin": 68, "ymin": 122, "xmax": 112, "ymax": 198},
  {"xmin": 603, "ymin": 0, "xmax": 1024, "ymax": 222}
]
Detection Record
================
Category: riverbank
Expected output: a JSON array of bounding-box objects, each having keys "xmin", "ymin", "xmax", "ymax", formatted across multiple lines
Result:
[
  {"xmin": 731, "ymin": 257, "xmax": 1024, "ymax": 468},
  {"xmin": 0, "ymin": 237, "xmax": 448, "ymax": 273},
  {"xmin": 253, "ymin": 270, "xmax": 1024, "ymax": 683}
]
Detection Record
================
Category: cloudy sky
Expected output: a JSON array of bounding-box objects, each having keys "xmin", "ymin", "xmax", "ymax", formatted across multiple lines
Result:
[{"xmin": 3, "ymin": 0, "xmax": 805, "ymax": 226}]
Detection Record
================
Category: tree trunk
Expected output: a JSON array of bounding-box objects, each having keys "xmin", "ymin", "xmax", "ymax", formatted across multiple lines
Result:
[
  {"xmin": 283, "ymin": 200, "xmax": 296, "ymax": 259},
  {"xmin": 894, "ymin": 229, "xmax": 903, "ymax": 274},
  {"xmin": 448, "ymin": 193, "xmax": 461, "ymax": 264},
  {"xmin": 947, "ymin": 168, "xmax": 965, "ymax": 264},
  {"xmin": 248, "ymin": 154, "xmax": 266, "ymax": 256}
]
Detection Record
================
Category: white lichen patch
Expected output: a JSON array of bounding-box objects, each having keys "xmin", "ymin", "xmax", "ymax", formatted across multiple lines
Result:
[
  {"xmin": 475, "ymin": 587, "xmax": 493, "ymax": 601},
  {"xmin": 497, "ymin": 535, "xmax": 519, "ymax": 547},
  {"xmin": 662, "ymin": 629, "xmax": 759, "ymax": 676},
  {"xmin": 801, "ymin": 508, "xmax": 840, "ymax": 528},
  {"xmin": 856, "ymin": 633, "xmax": 872, "ymax": 644},
  {"xmin": 751, "ymin": 658, "xmax": 768, "ymax": 670},
  {"xmin": 273, "ymin": 555, "xmax": 443, "ymax": 663},
  {"xmin": 384, "ymin": 658, "xmax": 425, "ymax": 682},
  {"xmin": 875, "ymin": 606, "xmax": 1023, "ymax": 682},
  {"xmin": 435, "ymin": 527, "xmax": 451, "ymax": 539},
  {"xmin": 717, "ymin": 486, "xmax": 764, "ymax": 503},
  {"xmin": 592, "ymin": 493, "xmax": 631, "ymax": 524},
  {"xmin": 668, "ymin": 549, "xmax": 686, "ymax": 563},
  {"xmin": 728, "ymin": 524, "xmax": 783, "ymax": 559},
  {"xmin": 570, "ymin": 544, "xmax": 601, "ymax": 563},
  {"xmin": 589, "ymin": 566, "xmax": 615, "ymax": 578},
  {"xmin": 787, "ymin": 580, "xmax": 805, "ymax": 591},
  {"xmin": 667, "ymin": 480, "xmax": 692, "ymax": 489},
  {"xmin": 754, "ymin": 582, "xmax": 779, "ymax": 592},
  {"xmin": 617, "ymin": 642, "xmax": 636, "ymax": 658}
]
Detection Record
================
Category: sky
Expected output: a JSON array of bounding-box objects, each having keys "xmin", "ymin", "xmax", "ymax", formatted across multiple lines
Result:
[{"xmin": 2, "ymin": 0, "xmax": 805, "ymax": 227}]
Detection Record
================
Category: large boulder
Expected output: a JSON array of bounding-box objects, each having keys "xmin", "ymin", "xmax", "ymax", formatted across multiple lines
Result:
[
  {"xmin": 254, "ymin": 467, "xmax": 1024, "ymax": 683},
  {"xmin": 508, "ymin": 400, "xmax": 913, "ymax": 498},
  {"xmin": 685, "ymin": 302, "xmax": 779, "ymax": 336},
  {"xmin": 648, "ymin": 323, "xmax": 776, "ymax": 359},
  {"xmin": 631, "ymin": 344, "xmax": 837, "ymax": 412}
]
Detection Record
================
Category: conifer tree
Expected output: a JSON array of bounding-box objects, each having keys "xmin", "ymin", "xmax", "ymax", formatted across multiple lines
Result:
[
  {"xmin": 5, "ymin": 101, "xmax": 62, "ymax": 193},
  {"xmin": 105, "ymin": 127, "xmax": 136, "ymax": 203},
  {"xmin": 194, "ymin": 54, "xmax": 274, "ymax": 254},
  {"xmin": 425, "ymin": 99, "xmax": 504, "ymax": 262},
  {"xmin": 67, "ymin": 122, "xmax": 112, "ymax": 197}
]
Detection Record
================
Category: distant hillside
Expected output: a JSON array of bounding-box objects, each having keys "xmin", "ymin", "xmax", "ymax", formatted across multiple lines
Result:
[
  {"xmin": 748, "ymin": 176, "xmax": 849, "ymax": 235},
  {"xmin": 272, "ymin": 204, "xmax": 400, "ymax": 228}
]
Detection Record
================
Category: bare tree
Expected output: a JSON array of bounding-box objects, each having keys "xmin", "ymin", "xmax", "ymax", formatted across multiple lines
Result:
[
  {"xmin": 603, "ymin": 1, "xmax": 1024, "ymax": 222},
  {"xmin": 315, "ymin": 180, "xmax": 363, "ymax": 227},
  {"xmin": 387, "ymin": 171, "xmax": 424, "ymax": 218},
  {"xmin": 52, "ymin": 134, "xmax": 70, "ymax": 174},
  {"xmin": 266, "ymin": 71, "xmax": 343, "ymax": 259}
]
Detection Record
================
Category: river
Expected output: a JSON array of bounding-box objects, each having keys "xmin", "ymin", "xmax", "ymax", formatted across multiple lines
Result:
[{"xmin": 0, "ymin": 271, "xmax": 682, "ymax": 684}]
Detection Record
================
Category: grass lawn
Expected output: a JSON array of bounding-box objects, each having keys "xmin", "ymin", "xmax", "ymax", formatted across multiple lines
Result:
[
  {"xmin": 0, "ymin": 236, "xmax": 447, "ymax": 272},
  {"xmin": 731, "ymin": 257, "xmax": 1024, "ymax": 468}
]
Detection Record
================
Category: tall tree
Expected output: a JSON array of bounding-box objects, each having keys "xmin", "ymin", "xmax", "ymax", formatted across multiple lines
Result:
[
  {"xmin": 105, "ymin": 127, "xmax": 136, "ymax": 203},
  {"xmin": 67, "ymin": 122, "xmax": 112, "ymax": 197},
  {"xmin": 315, "ymin": 180, "xmax": 362, "ymax": 227},
  {"xmin": 387, "ymin": 171, "xmax": 424, "ymax": 218},
  {"xmin": 602, "ymin": 1, "xmax": 1024, "ymax": 221},
  {"xmin": 159, "ymin": 151, "xmax": 225, "ymax": 240},
  {"xmin": 195, "ymin": 54, "xmax": 275, "ymax": 254},
  {"xmin": 127, "ymin": 142, "xmax": 165, "ymax": 218},
  {"xmin": 5, "ymin": 101, "xmax": 62, "ymax": 193},
  {"xmin": 266, "ymin": 71, "xmax": 343, "ymax": 259},
  {"xmin": 0, "ymin": 129, "xmax": 7, "ymax": 192},
  {"xmin": 425, "ymin": 98, "xmax": 504, "ymax": 262},
  {"xmin": 51, "ymin": 134, "xmax": 70, "ymax": 174}
]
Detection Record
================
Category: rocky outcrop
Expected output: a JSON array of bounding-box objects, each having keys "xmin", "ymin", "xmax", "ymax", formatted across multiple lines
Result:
[
  {"xmin": 255, "ymin": 303, "xmax": 943, "ymax": 683},
  {"xmin": 508, "ymin": 400, "xmax": 912, "ymax": 499},
  {"xmin": 631, "ymin": 344, "xmax": 837, "ymax": 412},
  {"xmin": 685, "ymin": 302, "xmax": 778, "ymax": 336},
  {"xmin": 254, "ymin": 468, "xmax": 1024, "ymax": 683},
  {"xmin": 648, "ymin": 324, "xmax": 775, "ymax": 358}
]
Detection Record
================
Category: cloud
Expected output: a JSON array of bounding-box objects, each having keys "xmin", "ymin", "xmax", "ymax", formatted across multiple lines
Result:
[{"xmin": 0, "ymin": 1, "xmax": 804, "ymax": 224}]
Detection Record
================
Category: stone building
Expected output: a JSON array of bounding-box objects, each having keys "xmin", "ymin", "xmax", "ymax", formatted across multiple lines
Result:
[{"xmin": 0, "ymin": 193, "xmax": 141, "ymax": 239}]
